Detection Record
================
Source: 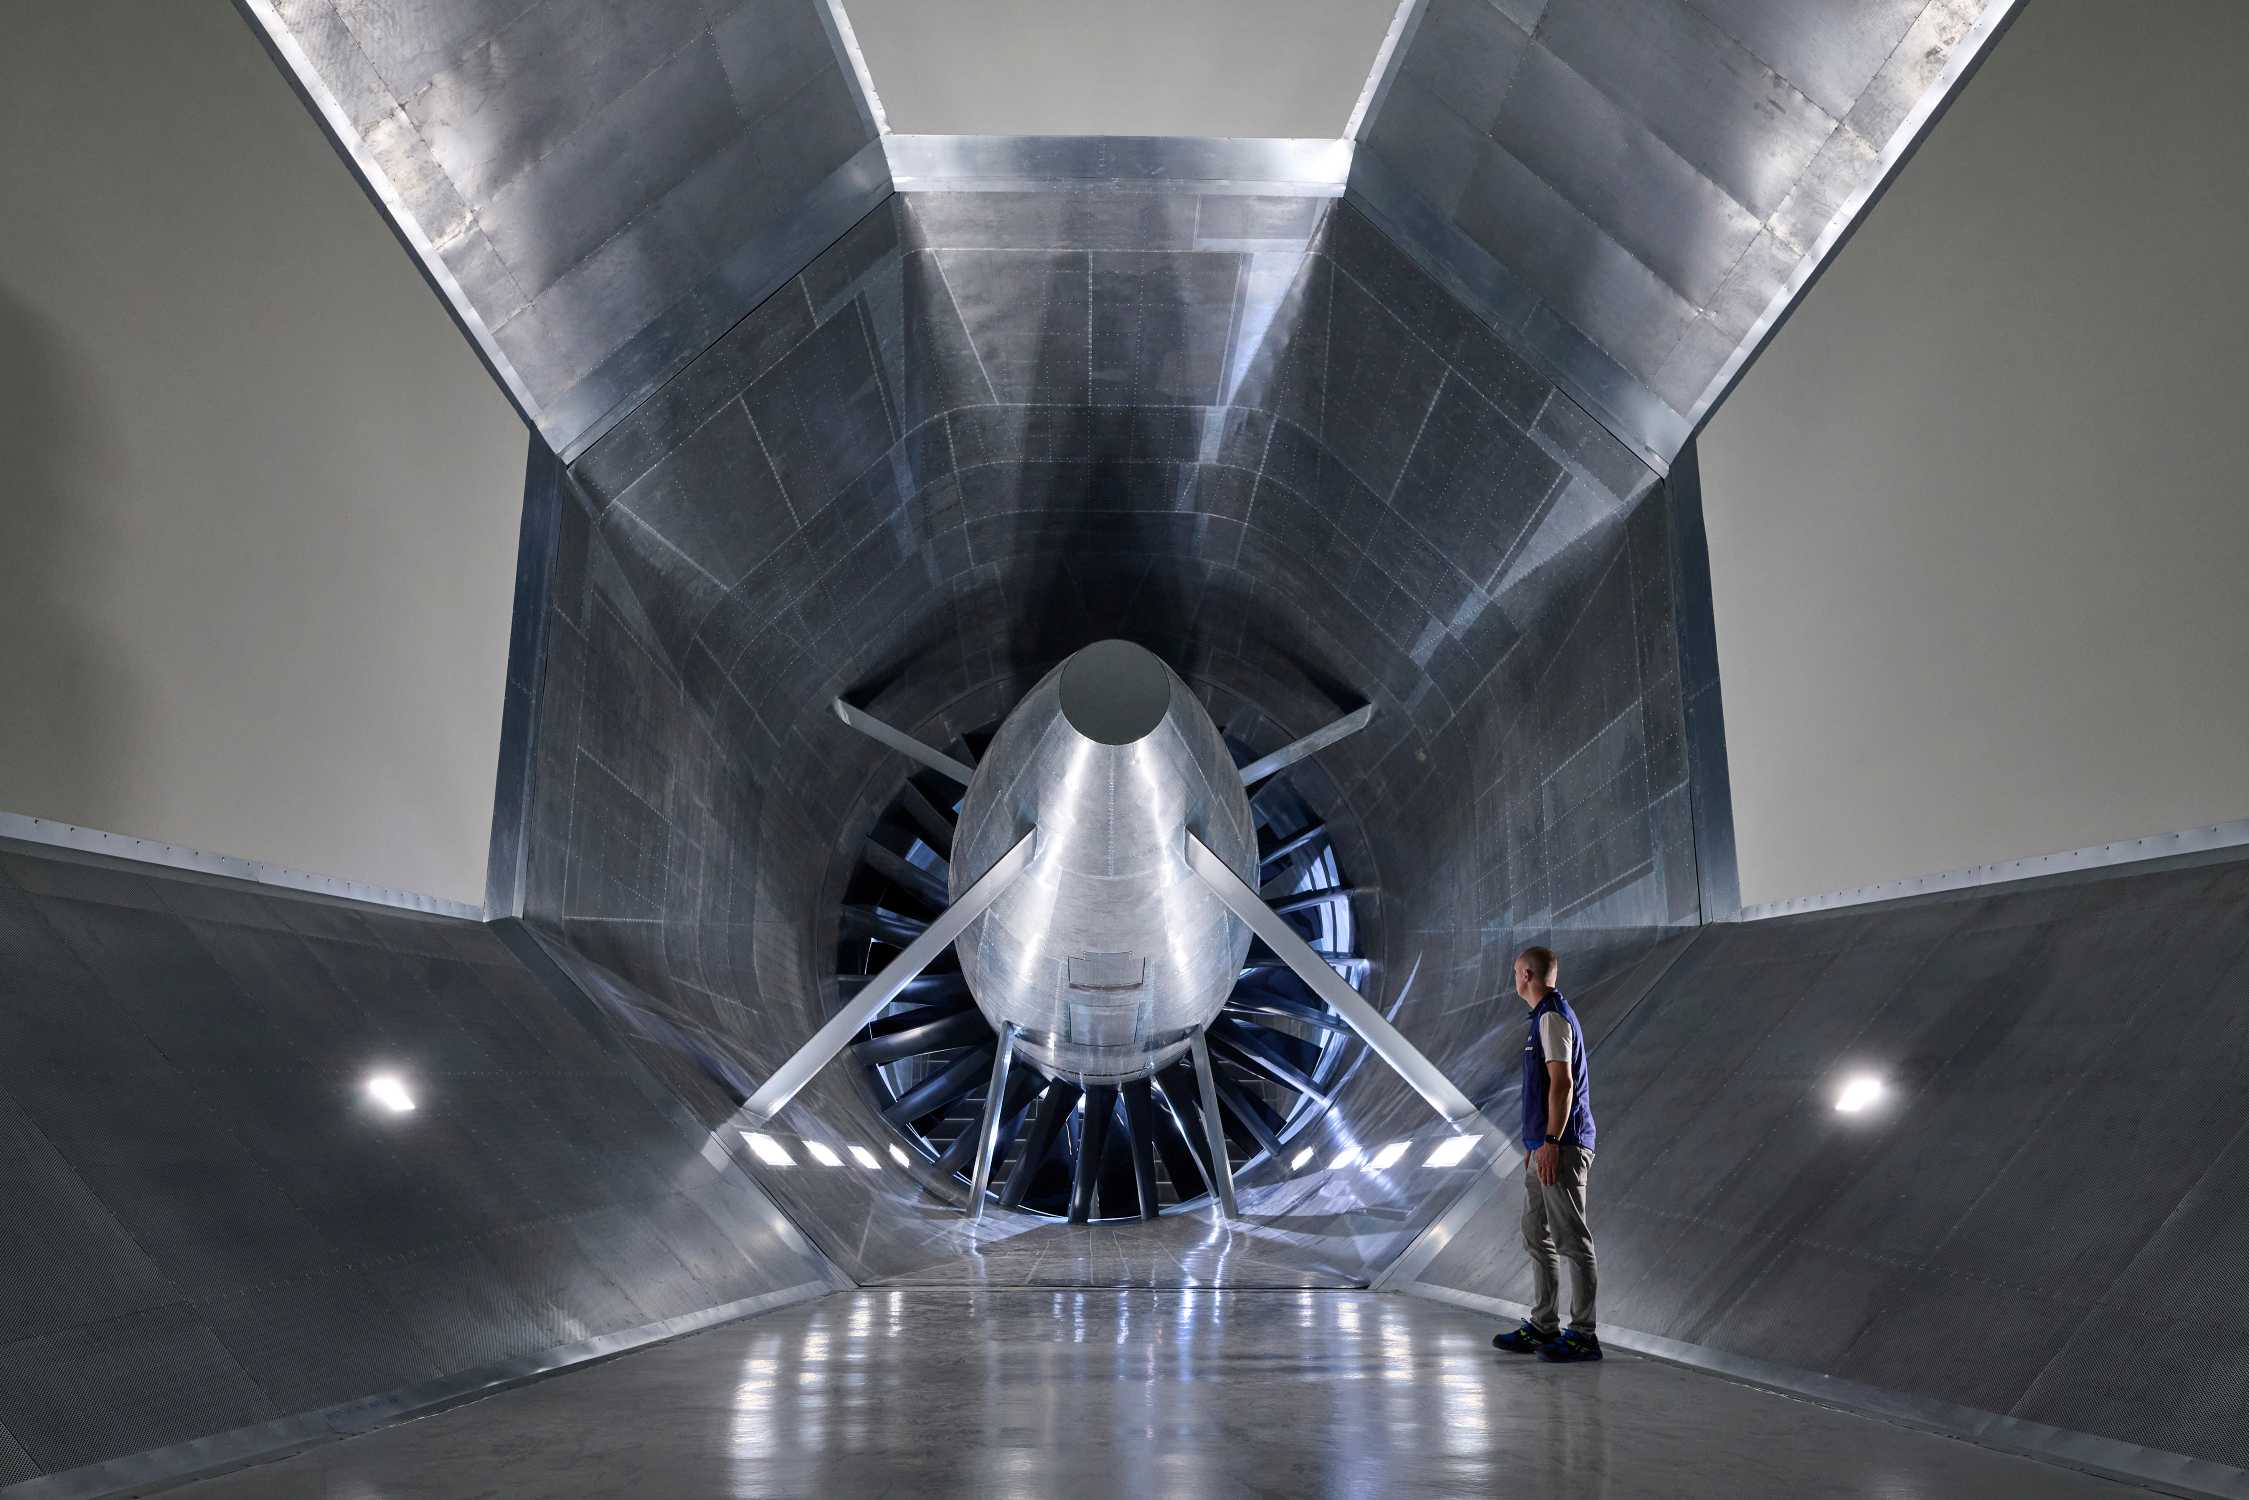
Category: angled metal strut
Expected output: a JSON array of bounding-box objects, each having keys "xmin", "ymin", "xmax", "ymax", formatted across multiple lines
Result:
[
  {"xmin": 1187, "ymin": 832, "xmax": 1508, "ymax": 1156},
  {"xmin": 740, "ymin": 829, "xmax": 1032, "ymax": 1124},
  {"xmin": 1237, "ymin": 704, "xmax": 1374, "ymax": 785},
  {"xmin": 831, "ymin": 698, "xmax": 977, "ymax": 786}
]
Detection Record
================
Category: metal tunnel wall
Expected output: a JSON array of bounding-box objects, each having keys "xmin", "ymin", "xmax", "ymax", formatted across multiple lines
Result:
[
  {"xmin": 525, "ymin": 189, "xmax": 1700, "ymax": 1283},
  {"xmin": 1399, "ymin": 852, "xmax": 2249, "ymax": 1476},
  {"xmin": 0, "ymin": 842, "xmax": 838, "ymax": 1492}
]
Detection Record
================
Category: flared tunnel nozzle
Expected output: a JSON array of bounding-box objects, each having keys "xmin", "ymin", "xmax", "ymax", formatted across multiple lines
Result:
[{"xmin": 1058, "ymin": 639, "xmax": 1171, "ymax": 746}]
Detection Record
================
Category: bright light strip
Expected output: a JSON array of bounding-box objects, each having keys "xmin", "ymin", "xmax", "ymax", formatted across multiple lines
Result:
[
  {"xmin": 889, "ymin": 1143, "xmax": 911, "ymax": 1167},
  {"xmin": 365, "ymin": 1074, "xmax": 415, "ymax": 1113},
  {"xmin": 1370, "ymin": 1141, "xmax": 1411, "ymax": 1170},
  {"xmin": 1425, "ymin": 1136, "xmax": 1477, "ymax": 1169},
  {"xmin": 849, "ymin": 1145, "xmax": 881, "ymax": 1170},
  {"xmin": 1835, "ymin": 1075, "xmax": 1886, "ymax": 1114},
  {"xmin": 1329, "ymin": 1147, "xmax": 1360, "ymax": 1170},
  {"xmin": 804, "ymin": 1140, "xmax": 843, "ymax": 1167},
  {"xmin": 742, "ymin": 1131, "xmax": 795, "ymax": 1166},
  {"xmin": 1290, "ymin": 1147, "xmax": 1315, "ymax": 1170}
]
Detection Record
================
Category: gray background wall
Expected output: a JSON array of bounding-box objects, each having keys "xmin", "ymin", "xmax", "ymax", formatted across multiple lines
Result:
[
  {"xmin": 845, "ymin": 0, "xmax": 1397, "ymax": 137},
  {"xmin": 0, "ymin": 2, "xmax": 526, "ymax": 907},
  {"xmin": 1698, "ymin": 0, "xmax": 2249, "ymax": 908}
]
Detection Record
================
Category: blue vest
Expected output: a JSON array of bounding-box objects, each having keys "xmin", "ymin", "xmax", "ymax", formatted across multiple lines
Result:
[{"xmin": 1521, "ymin": 992, "xmax": 1595, "ymax": 1152}]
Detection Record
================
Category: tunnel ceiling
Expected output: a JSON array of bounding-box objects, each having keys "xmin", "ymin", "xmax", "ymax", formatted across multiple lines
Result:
[
  {"xmin": 242, "ymin": 0, "xmax": 2014, "ymax": 472},
  {"xmin": 233, "ymin": 0, "xmax": 2008, "ymax": 1273}
]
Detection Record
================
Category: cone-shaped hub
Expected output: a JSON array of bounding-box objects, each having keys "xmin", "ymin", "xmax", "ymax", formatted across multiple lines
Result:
[{"xmin": 950, "ymin": 642, "xmax": 1258, "ymax": 1084}]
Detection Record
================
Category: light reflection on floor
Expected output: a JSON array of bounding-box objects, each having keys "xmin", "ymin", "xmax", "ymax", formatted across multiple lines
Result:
[{"xmin": 169, "ymin": 1289, "xmax": 2148, "ymax": 1499}]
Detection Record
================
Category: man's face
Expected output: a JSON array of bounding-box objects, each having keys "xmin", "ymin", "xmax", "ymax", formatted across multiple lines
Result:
[{"xmin": 1514, "ymin": 957, "xmax": 1540, "ymax": 1002}]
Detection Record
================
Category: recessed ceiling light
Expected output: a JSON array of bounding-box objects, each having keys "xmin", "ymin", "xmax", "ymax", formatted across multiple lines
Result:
[
  {"xmin": 742, "ymin": 1131, "xmax": 794, "ymax": 1166},
  {"xmin": 1290, "ymin": 1146, "xmax": 1315, "ymax": 1170},
  {"xmin": 1370, "ymin": 1141, "xmax": 1411, "ymax": 1169},
  {"xmin": 1835, "ymin": 1075, "xmax": 1886, "ymax": 1114},
  {"xmin": 365, "ymin": 1074, "xmax": 415, "ymax": 1113},
  {"xmin": 849, "ymin": 1144, "xmax": 881, "ymax": 1169},
  {"xmin": 804, "ymin": 1140, "xmax": 843, "ymax": 1167},
  {"xmin": 889, "ymin": 1143, "xmax": 911, "ymax": 1167},
  {"xmin": 1329, "ymin": 1147, "xmax": 1360, "ymax": 1170},
  {"xmin": 1425, "ymin": 1136, "xmax": 1476, "ymax": 1168}
]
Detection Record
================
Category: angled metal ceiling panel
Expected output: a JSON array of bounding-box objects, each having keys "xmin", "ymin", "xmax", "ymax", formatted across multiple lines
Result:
[
  {"xmin": 240, "ymin": 0, "xmax": 887, "ymax": 458},
  {"xmin": 1350, "ymin": 0, "xmax": 2019, "ymax": 469}
]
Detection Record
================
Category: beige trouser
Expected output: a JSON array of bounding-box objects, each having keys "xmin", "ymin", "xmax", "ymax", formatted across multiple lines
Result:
[{"xmin": 1522, "ymin": 1144, "xmax": 1598, "ymax": 1336}]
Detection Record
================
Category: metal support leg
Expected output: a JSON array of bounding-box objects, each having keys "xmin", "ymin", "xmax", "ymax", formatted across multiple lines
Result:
[
  {"xmin": 1188, "ymin": 832, "xmax": 1509, "ymax": 1159},
  {"xmin": 1069, "ymin": 1085, "xmax": 1118, "ymax": 1224},
  {"xmin": 968, "ymin": 1024, "xmax": 1019, "ymax": 1222},
  {"xmin": 832, "ymin": 699, "xmax": 976, "ymax": 786},
  {"xmin": 1122, "ymin": 1079, "xmax": 1160, "ymax": 1220},
  {"xmin": 741, "ymin": 829, "xmax": 1033, "ymax": 1123},
  {"xmin": 1237, "ymin": 705, "xmax": 1374, "ymax": 785},
  {"xmin": 1187, "ymin": 1033, "xmax": 1239, "ymax": 1221}
]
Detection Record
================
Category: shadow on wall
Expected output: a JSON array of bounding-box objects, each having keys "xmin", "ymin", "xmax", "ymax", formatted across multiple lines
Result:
[{"xmin": 0, "ymin": 287, "xmax": 138, "ymax": 823}]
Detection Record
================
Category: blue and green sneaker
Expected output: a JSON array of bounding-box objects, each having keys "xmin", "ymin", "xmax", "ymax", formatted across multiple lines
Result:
[{"xmin": 1537, "ymin": 1329, "xmax": 1603, "ymax": 1363}]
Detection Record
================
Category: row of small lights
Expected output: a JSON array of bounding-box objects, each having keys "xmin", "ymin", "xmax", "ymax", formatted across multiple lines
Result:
[
  {"xmin": 368, "ymin": 1072, "xmax": 1890, "ymax": 1142},
  {"xmin": 743, "ymin": 1131, "xmax": 911, "ymax": 1171}
]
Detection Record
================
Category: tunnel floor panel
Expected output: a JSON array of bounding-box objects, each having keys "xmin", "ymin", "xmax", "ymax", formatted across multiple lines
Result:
[{"xmin": 168, "ymin": 1290, "xmax": 2147, "ymax": 1499}]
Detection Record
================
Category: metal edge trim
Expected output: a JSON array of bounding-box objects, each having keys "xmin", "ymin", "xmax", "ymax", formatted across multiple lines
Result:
[
  {"xmin": 1661, "ymin": 442, "xmax": 1740, "ymax": 922},
  {"xmin": 482, "ymin": 437, "xmax": 565, "ymax": 919},
  {"xmin": 816, "ymin": 0, "xmax": 890, "ymax": 136},
  {"xmin": 0, "ymin": 1281, "xmax": 839, "ymax": 1500},
  {"xmin": 880, "ymin": 135, "xmax": 1353, "ymax": 196},
  {"xmin": 1341, "ymin": 154, "xmax": 1689, "ymax": 474},
  {"xmin": 1682, "ymin": 0, "xmax": 2029, "ymax": 436},
  {"xmin": 1736, "ymin": 817, "xmax": 2249, "ymax": 923},
  {"xmin": 550, "ymin": 140, "xmax": 894, "ymax": 463},
  {"xmin": 1394, "ymin": 1282, "xmax": 2249, "ymax": 1500},
  {"xmin": 230, "ymin": 0, "xmax": 545, "ymax": 438},
  {"xmin": 0, "ymin": 813, "xmax": 483, "ymax": 922},
  {"xmin": 1343, "ymin": 0, "xmax": 1435, "ymax": 141}
]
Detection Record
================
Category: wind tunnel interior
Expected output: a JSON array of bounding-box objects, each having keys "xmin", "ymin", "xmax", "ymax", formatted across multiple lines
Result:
[{"xmin": 523, "ymin": 190, "xmax": 1700, "ymax": 1284}]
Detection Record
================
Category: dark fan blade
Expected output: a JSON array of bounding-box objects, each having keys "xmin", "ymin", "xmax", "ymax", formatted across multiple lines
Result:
[
  {"xmin": 841, "ymin": 905, "xmax": 927, "ymax": 946},
  {"xmin": 898, "ymin": 781, "xmax": 956, "ymax": 859},
  {"xmin": 1257, "ymin": 820, "xmax": 1326, "ymax": 870},
  {"xmin": 1209, "ymin": 1022, "xmax": 1331, "ymax": 1106},
  {"xmin": 930, "ymin": 1065, "xmax": 1041, "ymax": 1178},
  {"xmin": 1150, "ymin": 1077, "xmax": 1209, "ymax": 1201},
  {"xmin": 1213, "ymin": 1073, "xmax": 1287, "ymax": 1161},
  {"xmin": 1069, "ymin": 1084, "xmax": 1119, "ymax": 1224},
  {"xmin": 842, "ymin": 971, "xmax": 969, "ymax": 1006},
  {"xmin": 1121, "ymin": 1079, "xmax": 1160, "ymax": 1220},
  {"xmin": 1003, "ymin": 1081, "xmax": 1082, "ymax": 1209},
  {"xmin": 1266, "ymin": 886, "xmax": 1365, "ymax": 917},
  {"xmin": 853, "ymin": 1007, "xmax": 992, "ymax": 1065},
  {"xmin": 861, "ymin": 839, "xmax": 949, "ymax": 912},
  {"xmin": 1223, "ymin": 991, "xmax": 1352, "ymax": 1033},
  {"xmin": 1156, "ymin": 1065, "xmax": 1219, "ymax": 1184},
  {"xmin": 880, "ymin": 1046, "xmax": 993, "ymax": 1128}
]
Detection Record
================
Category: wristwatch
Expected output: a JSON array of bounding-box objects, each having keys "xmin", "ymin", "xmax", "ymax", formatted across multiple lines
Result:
[{"xmin": 1541, "ymin": 1135, "xmax": 1564, "ymax": 1147}]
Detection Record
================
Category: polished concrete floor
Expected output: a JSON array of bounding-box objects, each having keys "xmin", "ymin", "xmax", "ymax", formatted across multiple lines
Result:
[
  {"xmin": 170, "ymin": 1290, "xmax": 2151, "ymax": 1499},
  {"xmin": 880, "ymin": 1210, "xmax": 1366, "ymax": 1288}
]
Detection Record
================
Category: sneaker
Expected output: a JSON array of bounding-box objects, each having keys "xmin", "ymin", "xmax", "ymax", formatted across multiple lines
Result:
[
  {"xmin": 1537, "ymin": 1329, "xmax": 1603, "ymax": 1363},
  {"xmin": 1492, "ymin": 1321, "xmax": 1555, "ymax": 1353}
]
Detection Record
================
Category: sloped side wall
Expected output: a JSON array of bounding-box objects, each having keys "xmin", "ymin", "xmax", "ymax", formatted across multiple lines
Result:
[
  {"xmin": 0, "ymin": 844, "xmax": 834, "ymax": 1490},
  {"xmin": 1407, "ymin": 854, "xmax": 2249, "ymax": 1473}
]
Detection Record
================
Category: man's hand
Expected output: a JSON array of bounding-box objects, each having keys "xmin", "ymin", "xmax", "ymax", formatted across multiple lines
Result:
[{"xmin": 1531, "ymin": 1142, "xmax": 1560, "ymax": 1185}]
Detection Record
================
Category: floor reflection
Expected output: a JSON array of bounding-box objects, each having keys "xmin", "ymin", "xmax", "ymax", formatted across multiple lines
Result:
[{"xmin": 172, "ymin": 1291, "xmax": 2145, "ymax": 1499}]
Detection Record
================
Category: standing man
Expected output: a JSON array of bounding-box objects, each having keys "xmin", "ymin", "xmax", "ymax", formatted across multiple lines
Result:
[{"xmin": 1492, "ymin": 945, "xmax": 1601, "ymax": 1362}]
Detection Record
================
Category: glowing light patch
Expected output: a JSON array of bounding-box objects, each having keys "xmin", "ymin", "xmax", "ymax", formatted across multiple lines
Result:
[
  {"xmin": 1425, "ymin": 1136, "xmax": 1477, "ymax": 1169},
  {"xmin": 1329, "ymin": 1147, "xmax": 1360, "ymax": 1170},
  {"xmin": 804, "ymin": 1140, "xmax": 843, "ymax": 1167},
  {"xmin": 1370, "ymin": 1141, "xmax": 1411, "ymax": 1169},
  {"xmin": 365, "ymin": 1074, "xmax": 415, "ymax": 1113},
  {"xmin": 742, "ymin": 1132, "xmax": 795, "ymax": 1166},
  {"xmin": 849, "ymin": 1145, "xmax": 882, "ymax": 1170},
  {"xmin": 1290, "ymin": 1147, "xmax": 1315, "ymax": 1170},
  {"xmin": 1835, "ymin": 1076, "xmax": 1886, "ymax": 1114},
  {"xmin": 889, "ymin": 1144, "xmax": 912, "ymax": 1167}
]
